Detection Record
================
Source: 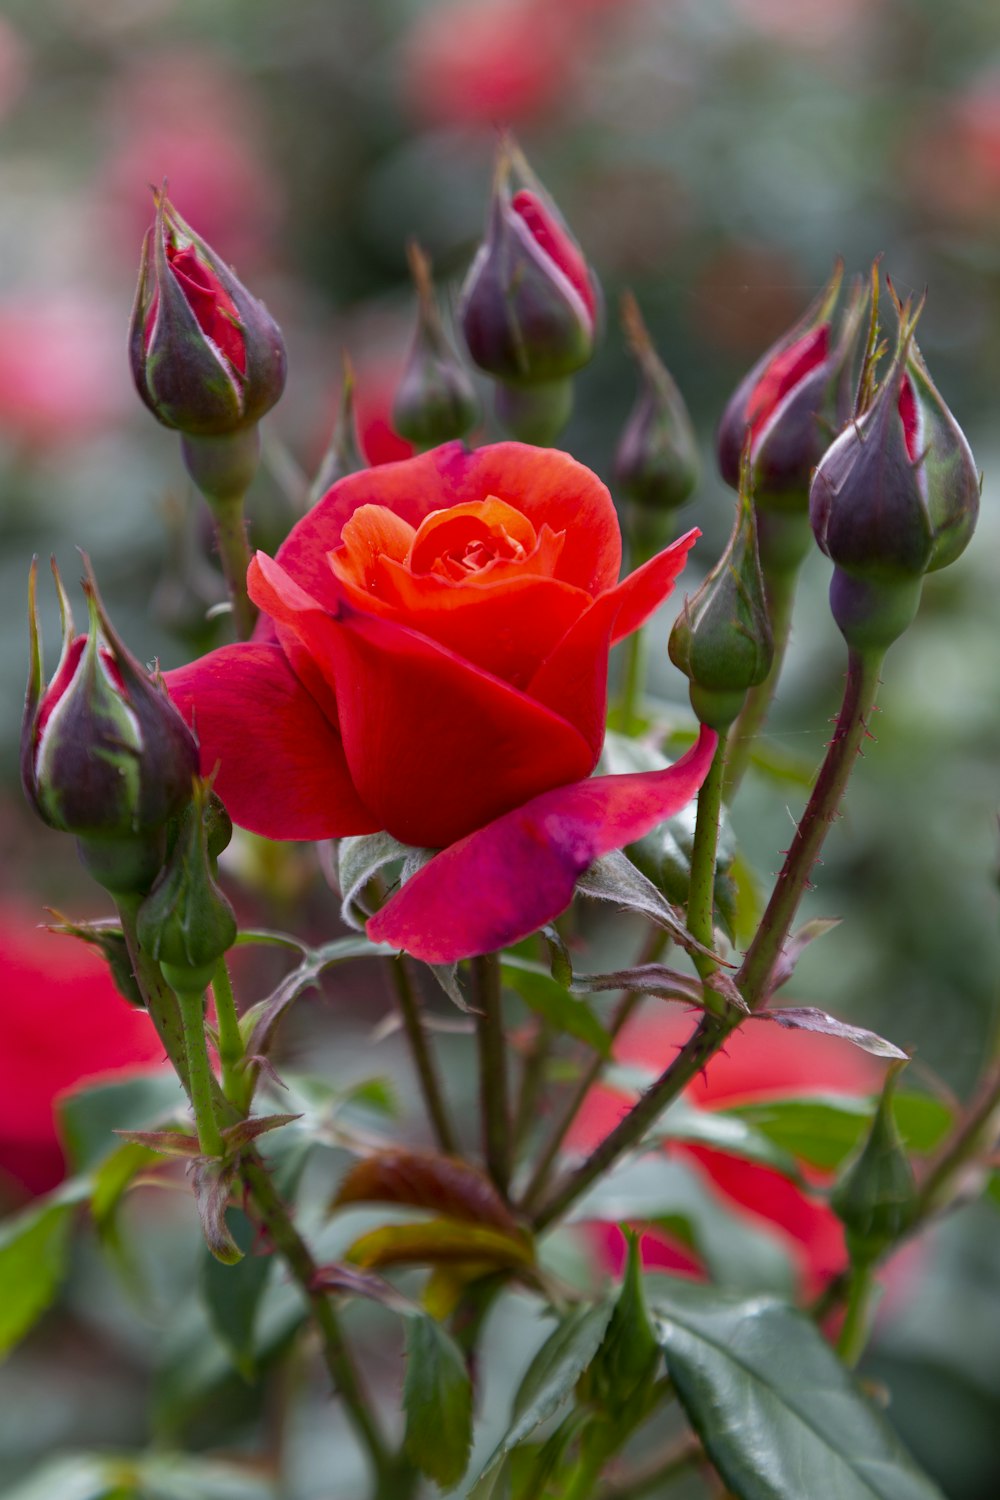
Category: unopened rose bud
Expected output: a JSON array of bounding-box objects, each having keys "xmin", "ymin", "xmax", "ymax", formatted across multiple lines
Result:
[
  {"xmin": 810, "ymin": 285, "xmax": 980, "ymax": 650},
  {"xmin": 137, "ymin": 781, "xmax": 238, "ymax": 994},
  {"xmin": 393, "ymin": 243, "xmax": 479, "ymax": 450},
  {"xmin": 832, "ymin": 1061, "xmax": 918, "ymax": 1266},
  {"xmin": 129, "ymin": 189, "xmax": 286, "ymax": 440},
  {"xmin": 460, "ymin": 138, "xmax": 599, "ymax": 442},
  {"xmin": 615, "ymin": 291, "xmax": 699, "ymax": 554},
  {"xmin": 669, "ymin": 446, "xmax": 774, "ymax": 729},
  {"xmin": 22, "ymin": 560, "xmax": 199, "ymax": 894},
  {"xmin": 717, "ymin": 261, "xmax": 863, "ymax": 515}
]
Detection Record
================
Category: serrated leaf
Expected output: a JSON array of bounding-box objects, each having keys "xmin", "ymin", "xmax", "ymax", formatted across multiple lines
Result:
[
  {"xmin": 502, "ymin": 959, "xmax": 612, "ymax": 1056},
  {"xmin": 467, "ymin": 1302, "xmax": 615, "ymax": 1497},
  {"xmin": 750, "ymin": 1008, "xmax": 907, "ymax": 1060},
  {"xmin": 344, "ymin": 1217, "xmax": 534, "ymax": 1272},
  {"xmin": 59, "ymin": 1073, "xmax": 188, "ymax": 1173},
  {"xmin": 200, "ymin": 1209, "xmax": 274, "ymax": 1378},
  {"xmin": 333, "ymin": 1148, "xmax": 520, "ymax": 1234},
  {"xmin": 650, "ymin": 1278, "xmax": 946, "ymax": 1499},
  {"xmin": 403, "ymin": 1314, "xmax": 474, "ymax": 1488},
  {"xmin": 0, "ymin": 1185, "xmax": 86, "ymax": 1359},
  {"xmin": 220, "ymin": 1113, "xmax": 301, "ymax": 1150}
]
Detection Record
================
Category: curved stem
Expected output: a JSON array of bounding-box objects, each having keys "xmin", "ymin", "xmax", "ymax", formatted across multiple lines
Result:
[
  {"xmin": 389, "ymin": 956, "xmax": 459, "ymax": 1155},
  {"xmin": 474, "ymin": 952, "xmax": 511, "ymax": 1197},
  {"xmin": 533, "ymin": 647, "xmax": 885, "ymax": 1232}
]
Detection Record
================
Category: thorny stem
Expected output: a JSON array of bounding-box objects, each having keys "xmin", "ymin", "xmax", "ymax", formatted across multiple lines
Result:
[
  {"xmin": 389, "ymin": 955, "xmax": 460, "ymax": 1155},
  {"xmin": 212, "ymin": 957, "xmax": 247, "ymax": 1109},
  {"xmin": 533, "ymin": 648, "xmax": 885, "ymax": 1232},
  {"xmin": 474, "ymin": 951, "xmax": 511, "ymax": 1198}
]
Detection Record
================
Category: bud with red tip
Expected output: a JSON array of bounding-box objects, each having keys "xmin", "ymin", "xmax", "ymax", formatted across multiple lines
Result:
[
  {"xmin": 810, "ymin": 285, "xmax": 980, "ymax": 651},
  {"xmin": 22, "ymin": 559, "xmax": 198, "ymax": 894},
  {"xmin": 717, "ymin": 261, "xmax": 864, "ymax": 515},
  {"xmin": 129, "ymin": 189, "xmax": 286, "ymax": 440},
  {"xmin": 394, "ymin": 243, "xmax": 480, "ymax": 450},
  {"xmin": 460, "ymin": 138, "xmax": 600, "ymax": 442}
]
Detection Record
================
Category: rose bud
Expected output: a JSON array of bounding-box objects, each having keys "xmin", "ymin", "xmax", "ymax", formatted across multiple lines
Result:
[
  {"xmin": 460, "ymin": 138, "xmax": 600, "ymax": 442},
  {"xmin": 129, "ymin": 188, "xmax": 286, "ymax": 441},
  {"xmin": 137, "ymin": 781, "xmax": 238, "ymax": 994},
  {"xmin": 22, "ymin": 558, "xmax": 198, "ymax": 894},
  {"xmin": 810, "ymin": 288, "xmax": 980, "ymax": 651},
  {"xmin": 717, "ymin": 260, "xmax": 863, "ymax": 516},
  {"xmin": 308, "ymin": 356, "xmax": 367, "ymax": 507},
  {"xmin": 832, "ymin": 1061, "xmax": 918, "ymax": 1267},
  {"xmin": 614, "ymin": 291, "xmax": 699, "ymax": 555},
  {"xmin": 393, "ymin": 242, "xmax": 480, "ymax": 450},
  {"xmin": 669, "ymin": 444, "xmax": 774, "ymax": 729}
]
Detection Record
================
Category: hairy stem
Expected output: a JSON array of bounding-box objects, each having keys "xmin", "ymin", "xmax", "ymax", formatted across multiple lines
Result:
[
  {"xmin": 474, "ymin": 951, "xmax": 511, "ymax": 1197},
  {"xmin": 389, "ymin": 956, "xmax": 459, "ymax": 1155}
]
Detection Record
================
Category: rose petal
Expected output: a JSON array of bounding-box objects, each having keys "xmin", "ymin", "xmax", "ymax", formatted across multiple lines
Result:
[
  {"xmin": 248, "ymin": 552, "xmax": 596, "ymax": 848},
  {"xmin": 275, "ymin": 441, "xmax": 620, "ymax": 610},
  {"xmin": 164, "ymin": 642, "xmax": 377, "ymax": 839},
  {"xmin": 525, "ymin": 590, "xmax": 618, "ymax": 756},
  {"xmin": 367, "ymin": 724, "xmax": 718, "ymax": 962},
  {"xmin": 608, "ymin": 528, "xmax": 701, "ymax": 646}
]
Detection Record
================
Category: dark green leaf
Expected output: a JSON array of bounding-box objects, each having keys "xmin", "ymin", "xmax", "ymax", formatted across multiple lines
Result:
[
  {"xmin": 727, "ymin": 1092, "xmax": 952, "ymax": 1173},
  {"xmin": 91, "ymin": 1141, "xmax": 163, "ymax": 1230},
  {"xmin": 403, "ymin": 1314, "xmax": 473, "ymax": 1487},
  {"xmin": 59, "ymin": 1073, "xmax": 187, "ymax": 1173},
  {"xmin": 502, "ymin": 959, "xmax": 612, "ymax": 1056},
  {"xmin": 0, "ymin": 1184, "xmax": 87, "ymax": 1359},
  {"xmin": 651, "ymin": 1278, "xmax": 946, "ymax": 1499},
  {"xmin": 200, "ymin": 1209, "xmax": 274, "ymax": 1378}
]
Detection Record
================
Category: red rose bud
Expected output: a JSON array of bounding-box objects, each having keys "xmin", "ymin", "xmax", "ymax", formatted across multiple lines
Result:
[
  {"xmin": 393, "ymin": 243, "xmax": 480, "ymax": 450},
  {"xmin": 810, "ymin": 288, "xmax": 980, "ymax": 650},
  {"xmin": 22, "ymin": 559, "xmax": 198, "ymax": 892},
  {"xmin": 136, "ymin": 781, "xmax": 237, "ymax": 994},
  {"xmin": 717, "ymin": 260, "xmax": 863, "ymax": 513},
  {"xmin": 460, "ymin": 140, "xmax": 599, "ymax": 440},
  {"xmin": 669, "ymin": 445, "xmax": 774, "ymax": 729},
  {"xmin": 129, "ymin": 189, "xmax": 286, "ymax": 438},
  {"xmin": 614, "ymin": 291, "xmax": 699, "ymax": 551},
  {"xmin": 832, "ymin": 1060, "xmax": 918, "ymax": 1267}
]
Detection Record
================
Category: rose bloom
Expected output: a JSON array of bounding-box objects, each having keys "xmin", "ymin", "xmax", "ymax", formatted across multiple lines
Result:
[
  {"xmin": 166, "ymin": 442, "xmax": 716, "ymax": 962},
  {"xmin": 569, "ymin": 1008, "xmax": 880, "ymax": 1296},
  {"xmin": 0, "ymin": 912, "xmax": 166, "ymax": 1198}
]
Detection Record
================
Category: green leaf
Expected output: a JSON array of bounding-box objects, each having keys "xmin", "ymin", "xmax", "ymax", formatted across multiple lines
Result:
[
  {"xmin": 502, "ymin": 959, "xmax": 612, "ymax": 1056},
  {"xmin": 200, "ymin": 1208, "xmax": 274, "ymax": 1378},
  {"xmin": 650, "ymin": 1278, "xmax": 946, "ymax": 1499},
  {"xmin": 575, "ymin": 849, "xmax": 699, "ymax": 954},
  {"xmin": 0, "ymin": 1183, "xmax": 88, "ymax": 1360},
  {"xmin": 467, "ymin": 1301, "xmax": 615, "ymax": 1497},
  {"xmin": 727, "ymin": 1092, "xmax": 952, "ymax": 1173},
  {"xmin": 403, "ymin": 1314, "xmax": 473, "ymax": 1488},
  {"xmin": 647, "ymin": 1099, "xmax": 805, "ymax": 1181},
  {"xmin": 91, "ymin": 1141, "xmax": 162, "ymax": 1230},
  {"xmin": 58, "ymin": 1073, "xmax": 187, "ymax": 1173}
]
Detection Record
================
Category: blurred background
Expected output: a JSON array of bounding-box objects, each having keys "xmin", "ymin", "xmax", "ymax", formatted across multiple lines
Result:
[{"xmin": 2, "ymin": 0, "xmax": 1000, "ymax": 1495}]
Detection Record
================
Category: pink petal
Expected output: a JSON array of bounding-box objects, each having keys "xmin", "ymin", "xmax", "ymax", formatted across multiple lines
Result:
[
  {"xmin": 609, "ymin": 528, "xmax": 701, "ymax": 646},
  {"xmin": 164, "ymin": 643, "xmax": 378, "ymax": 839},
  {"xmin": 367, "ymin": 725, "xmax": 718, "ymax": 962}
]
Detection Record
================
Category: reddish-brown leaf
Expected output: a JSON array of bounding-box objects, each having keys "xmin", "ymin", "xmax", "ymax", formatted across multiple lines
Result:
[{"xmin": 333, "ymin": 1148, "xmax": 521, "ymax": 1235}]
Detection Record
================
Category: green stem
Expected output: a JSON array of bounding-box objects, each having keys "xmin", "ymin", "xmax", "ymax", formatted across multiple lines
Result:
[
  {"xmin": 389, "ymin": 956, "xmax": 459, "ymax": 1156},
  {"xmin": 916, "ymin": 1058, "xmax": 1000, "ymax": 1220},
  {"xmin": 617, "ymin": 627, "xmax": 648, "ymax": 736},
  {"xmin": 686, "ymin": 733, "xmax": 730, "ymax": 990},
  {"xmin": 176, "ymin": 985, "xmax": 226, "ymax": 1157},
  {"xmin": 723, "ymin": 560, "xmax": 799, "ymax": 800},
  {"xmin": 210, "ymin": 497, "xmax": 256, "ymax": 640},
  {"xmin": 836, "ymin": 1261, "xmax": 875, "ymax": 1367},
  {"xmin": 181, "ymin": 429, "xmax": 261, "ymax": 641},
  {"xmin": 212, "ymin": 958, "xmax": 247, "ymax": 1109},
  {"xmin": 118, "ymin": 899, "xmax": 192, "ymax": 1095},
  {"xmin": 512, "ymin": 1018, "xmax": 552, "ymax": 1163},
  {"xmin": 533, "ymin": 648, "xmax": 884, "ymax": 1232},
  {"xmin": 474, "ymin": 952, "xmax": 511, "ymax": 1197}
]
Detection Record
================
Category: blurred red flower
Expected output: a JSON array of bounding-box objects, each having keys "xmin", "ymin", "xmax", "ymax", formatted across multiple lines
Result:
[
  {"xmin": 0, "ymin": 912, "xmax": 166, "ymax": 1198},
  {"xmin": 569, "ymin": 1007, "xmax": 880, "ymax": 1296},
  {"xmin": 0, "ymin": 296, "xmax": 130, "ymax": 450}
]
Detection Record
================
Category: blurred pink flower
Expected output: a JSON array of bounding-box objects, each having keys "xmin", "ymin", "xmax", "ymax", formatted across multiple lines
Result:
[
  {"xmin": 99, "ymin": 51, "xmax": 282, "ymax": 270},
  {"xmin": 569, "ymin": 1008, "xmax": 880, "ymax": 1296},
  {"xmin": 0, "ymin": 296, "xmax": 130, "ymax": 449},
  {"xmin": 0, "ymin": 910, "xmax": 167, "ymax": 1198}
]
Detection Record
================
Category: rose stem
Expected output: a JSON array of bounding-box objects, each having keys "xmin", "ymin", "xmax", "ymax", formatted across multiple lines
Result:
[
  {"xmin": 212, "ymin": 957, "xmax": 248, "ymax": 1109},
  {"xmin": 511, "ymin": 1018, "xmax": 551, "ymax": 1163},
  {"xmin": 517, "ymin": 928, "xmax": 669, "ymax": 1216},
  {"xmin": 836, "ymin": 1263, "xmax": 876, "ymax": 1366},
  {"xmin": 118, "ymin": 903, "xmax": 398, "ymax": 1488},
  {"xmin": 723, "ymin": 512, "xmax": 811, "ymax": 800},
  {"xmin": 388, "ymin": 955, "xmax": 459, "ymax": 1155},
  {"xmin": 473, "ymin": 950, "xmax": 511, "ymax": 1197},
  {"xmin": 181, "ymin": 428, "xmax": 260, "ymax": 640},
  {"xmin": 210, "ymin": 496, "xmax": 257, "ymax": 639},
  {"xmin": 532, "ymin": 647, "xmax": 885, "ymax": 1231},
  {"xmin": 175, "ymin": 983, "xmax": 226, "ymax": 1157},
  {"xmin": 685, "ymin": 731, "xmax": 730, "ymax": 991},
  {"xmin": 615, "ymin": 536, "xmax": 658, "ymax": 734}
]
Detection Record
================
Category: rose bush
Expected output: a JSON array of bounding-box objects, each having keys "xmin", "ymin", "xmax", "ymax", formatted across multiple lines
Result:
[{"xmin": 166, "ymin": 441, "xmax": 716, "ymax": 960}]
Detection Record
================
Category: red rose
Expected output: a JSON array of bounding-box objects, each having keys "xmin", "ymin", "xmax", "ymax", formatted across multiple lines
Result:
[
  {"xmin": 570, "ymin": 1010, "xmax": 881, "ymax": 1296},
  {"xmin": 167, "ymin": 441, "xmax": 716, "ymax": 961},
  {"xmin": 0, "ymin": 911, "xmax": 167, "ymax": 1199}
]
